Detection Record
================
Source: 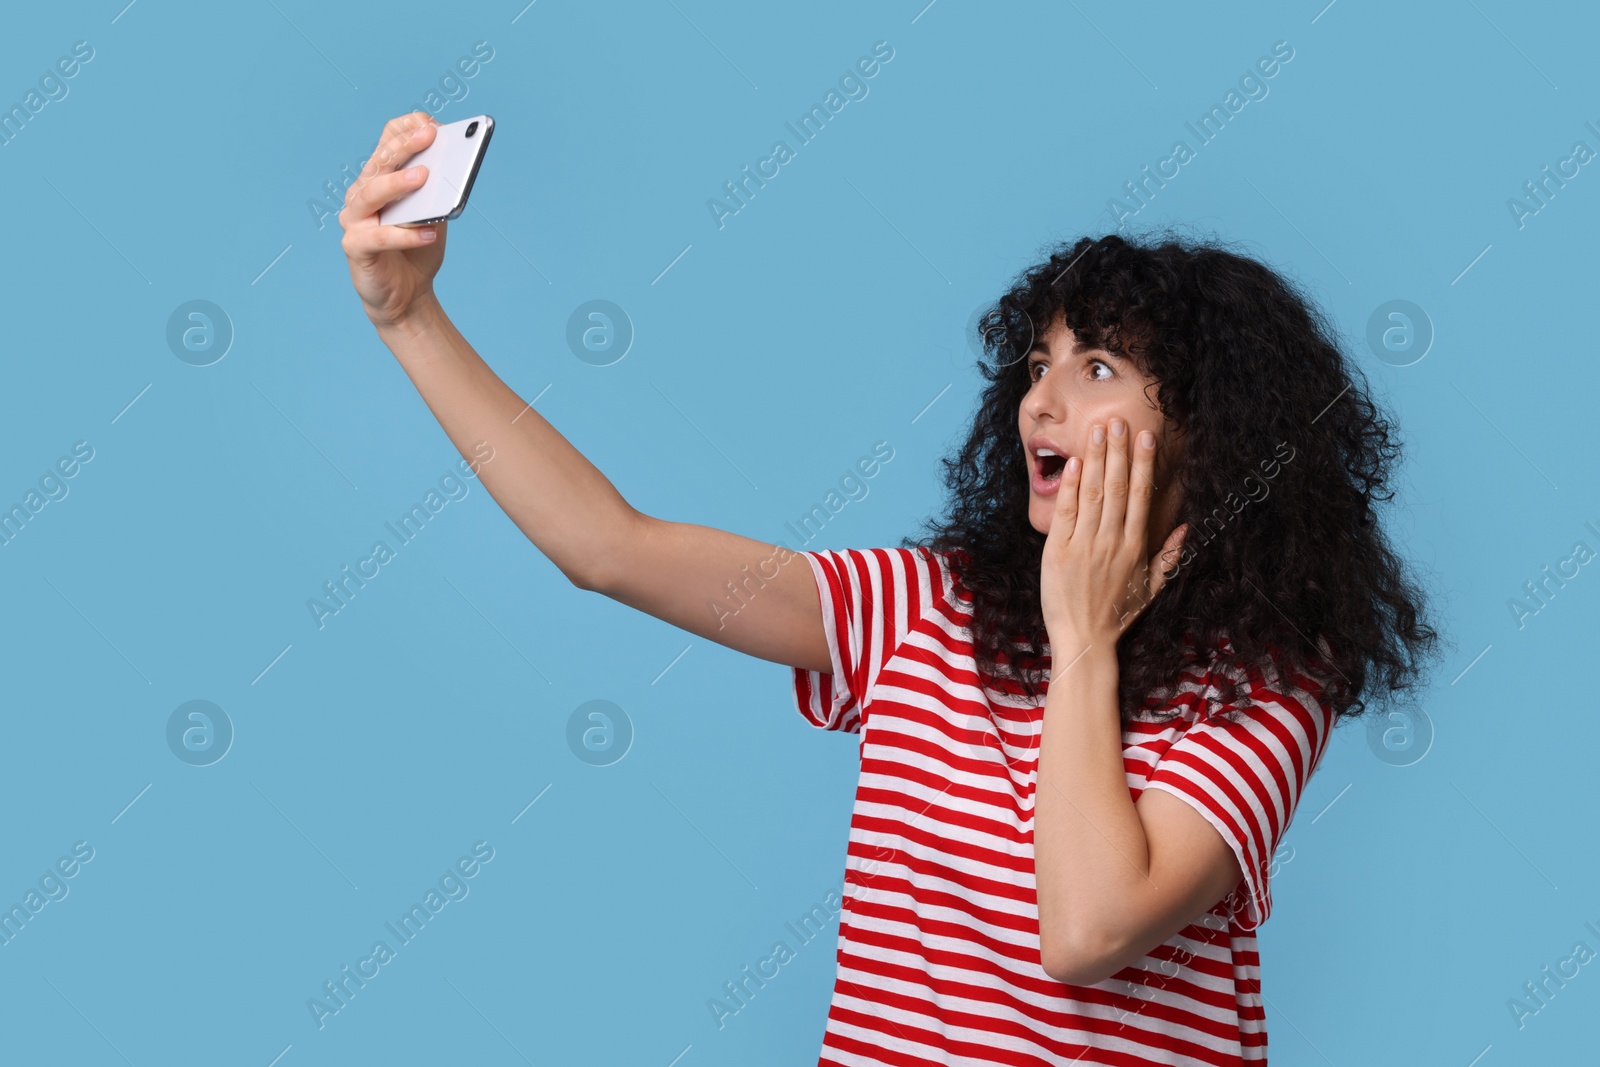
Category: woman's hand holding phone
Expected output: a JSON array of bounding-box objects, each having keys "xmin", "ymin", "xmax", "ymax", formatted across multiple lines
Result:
[{"xmin": 340, "ymin": 112, "xmax": 449, "ymax": 332}]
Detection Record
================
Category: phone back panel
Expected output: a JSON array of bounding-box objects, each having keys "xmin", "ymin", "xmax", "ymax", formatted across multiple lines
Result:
[{"xmin": 378, "ymin": 114, "xmax": 494, "ymax": 227}]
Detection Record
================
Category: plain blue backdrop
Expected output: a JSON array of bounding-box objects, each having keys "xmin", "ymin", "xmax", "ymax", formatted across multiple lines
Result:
[{"xmin": 1, "ymin": 1, "xmax": 1597, "ymax": 1064}]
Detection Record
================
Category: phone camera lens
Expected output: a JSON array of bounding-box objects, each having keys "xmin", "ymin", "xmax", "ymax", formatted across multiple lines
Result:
[{"xmin": 465, "ymin": 121, "xmax": 478, "ymax": 137}]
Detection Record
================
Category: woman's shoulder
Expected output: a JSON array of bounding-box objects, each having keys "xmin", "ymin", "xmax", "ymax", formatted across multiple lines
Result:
[
  {"xmin": 1170, "ymin": 629, "xmax": 1338, "ymax": 732},
  {"xmin": 803, "ymin": 544, "xmax": 967, "ymax": 627},
  {"xmin": 843, "ymin": 543, "xmax": 973, "ymax": 615}
]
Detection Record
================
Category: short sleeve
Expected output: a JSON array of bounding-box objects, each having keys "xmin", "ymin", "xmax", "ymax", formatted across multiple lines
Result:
[
  {"xmin": 1140, "ymin": 662, "xmax": 1337, "ymax": 931},
  {"xmin": 790, "ymin": 546, "xmax": 938, "ymax": 733}
]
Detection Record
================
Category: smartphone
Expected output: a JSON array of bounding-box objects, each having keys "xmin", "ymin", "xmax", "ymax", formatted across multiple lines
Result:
[{"xmin": 378, "ymin": 114, "xmax": 495, "ymax": 228}]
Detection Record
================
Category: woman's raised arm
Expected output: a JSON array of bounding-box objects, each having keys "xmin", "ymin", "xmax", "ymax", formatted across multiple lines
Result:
[{"xmin": 339, "ymin": 112, "xmax": 831, "ymax": 676}]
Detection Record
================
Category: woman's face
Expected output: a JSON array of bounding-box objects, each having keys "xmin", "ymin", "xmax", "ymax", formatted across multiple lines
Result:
[{"xmin": 1017, "ymin": 316, "xmax": 1185, "ymax": 547}]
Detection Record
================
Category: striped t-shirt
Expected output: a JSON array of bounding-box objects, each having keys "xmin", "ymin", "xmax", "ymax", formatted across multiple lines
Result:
[{"xmin": 789, "ymin": 545, "xmax": 1337, "ymax": 1066}]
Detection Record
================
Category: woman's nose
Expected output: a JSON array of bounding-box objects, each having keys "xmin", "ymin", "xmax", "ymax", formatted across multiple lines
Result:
[{"xmin": 1023, "ymin": 377, "xmax": 1066, "ymax": 422}]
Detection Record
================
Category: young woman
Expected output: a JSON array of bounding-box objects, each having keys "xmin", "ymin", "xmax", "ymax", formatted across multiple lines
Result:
[{"xmin": 340, "ymin": 112, "xmax": 1441, "ymax": 1066}]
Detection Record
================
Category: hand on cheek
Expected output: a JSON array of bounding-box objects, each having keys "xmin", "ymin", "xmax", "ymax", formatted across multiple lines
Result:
[{"xmin": 1038, "ymin": 416, "xmax": 1188, "ymax": 660}]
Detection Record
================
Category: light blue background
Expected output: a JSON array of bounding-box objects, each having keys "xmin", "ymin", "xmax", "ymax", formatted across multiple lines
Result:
[{"xmin": 1, "ymin": 1, "xmax": 1596, "ymax": 1064}]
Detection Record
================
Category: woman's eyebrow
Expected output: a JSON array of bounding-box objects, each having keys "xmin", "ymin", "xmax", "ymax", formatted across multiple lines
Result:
[{"xmin": 1030, "ymin": 340, "xmax": 1126, "ymax": 363}]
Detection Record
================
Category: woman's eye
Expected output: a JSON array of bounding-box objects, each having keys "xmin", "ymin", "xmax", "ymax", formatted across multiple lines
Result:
[{"xmin": 1030, "ymin": 358, "xmax": 1110, "ymax": 382}]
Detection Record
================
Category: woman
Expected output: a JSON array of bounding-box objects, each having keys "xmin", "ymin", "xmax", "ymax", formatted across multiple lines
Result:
[{"xmin": 340, "ymin": 112, "xmax": 1441, "ymax": 1065}]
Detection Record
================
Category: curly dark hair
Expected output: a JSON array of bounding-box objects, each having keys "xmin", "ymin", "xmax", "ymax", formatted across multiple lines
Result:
[{"xmin": 903, "ymin": 229, "xmax": 1446, "ymax": 724}]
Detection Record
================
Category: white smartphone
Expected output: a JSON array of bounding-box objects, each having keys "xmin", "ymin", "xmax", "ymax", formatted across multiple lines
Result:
[{"xmin": 378, "ymin": 114, "xmax": 495, "ymax": 228}]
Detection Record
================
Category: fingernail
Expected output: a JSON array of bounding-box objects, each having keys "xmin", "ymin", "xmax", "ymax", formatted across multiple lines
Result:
[
  {"xmin": 405, "ymin": 166, "xmax": 422, "ymax": 182},
  {"xmin": 1111, "ymin": 419, "xmax": 1125, "ymax": 437},
  {"xmin": 1093, "ymin": 425, "xmax": 1105, "ymax": 444},
  {"xmin": 412, "ymin": 125, "xmax": 429, "ymax": 141},
  {"xmin": 420, "ymin": 228, "xmax": 437, "ymax": 241},
  {"xmin": 1139, "ymin": 430, "xmax": 1154, "ymax": 449}
]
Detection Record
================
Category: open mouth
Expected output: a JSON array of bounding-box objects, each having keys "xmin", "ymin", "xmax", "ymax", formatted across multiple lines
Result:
[
  {"xmin": 1027, "ymin": 438, "xmax": 1070, "ymax": 493},
  {"xmin": 1036, "ymin": 452, "xmax": 1066, "ymax": 480}
]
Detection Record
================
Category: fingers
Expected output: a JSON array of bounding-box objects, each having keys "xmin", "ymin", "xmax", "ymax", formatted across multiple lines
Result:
[
  {"xmin": 1053, "ymin": 450, "xmax": 1081, "ymax": 542},
  {"xmin": 1123, "ymin": 425, "xmax": 1157, "ymax": 547},
  {"xmin": 1075, "ymin": 420, "xmax": 1107, "ymax": 537},
  {"xmin": 1147, "ymin": 523, "xmax": 1188, "ymax": 596},
  {"xmin": 1100, "ymin": 418, "xmax": 1131, "ymax": 543},
  {"xmin": 341, "ymin": 217, "xmax": 444, "ymax": 257},
  {"xmin": 343, "ymin": 114, "xmax": 439, "ymax": 221},
  {"xmin": 342, "ymin": 163, "xmax": 429, "ymax": 225},
  {"xmin": 1162, "ymin": 524, "xmax": 1188, "ymax": 573},
  {"xmin": 380, "ymin": 110, "xmax": 432, "ymax": 144},
  {"xmin": 368, "ymin": 112, "xmax": 437, "ymax": 181}
]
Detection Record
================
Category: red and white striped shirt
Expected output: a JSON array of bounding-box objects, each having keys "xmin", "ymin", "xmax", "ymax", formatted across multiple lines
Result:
[{"xmin": 790, "ymin": 545, "xmax": 1336, "ymax": 1066}]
